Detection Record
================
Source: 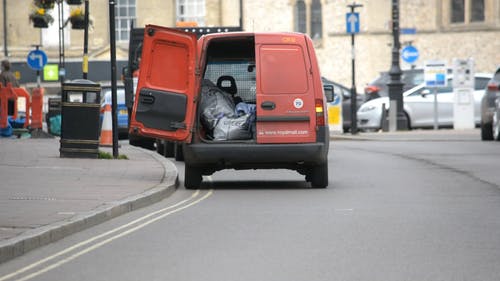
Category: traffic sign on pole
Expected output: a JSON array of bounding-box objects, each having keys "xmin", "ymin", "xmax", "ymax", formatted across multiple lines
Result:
[
  {"xmin": 346, "ymin": 2, "xmax": 362, "ymax": 135},
  {"xmin": 424, "ymin": 60, "xmax": 447, "ymax": 87},
  {"xmin": 401, "ymin": 45, "xmax": 419, "ymax": 64},
  {"xmin": 27, "ymin": 49, "xmax": 48, "ymax": 71},
  {"xmin": 346, "ymin": 12, "xmax": 360, "ymax": 34}
]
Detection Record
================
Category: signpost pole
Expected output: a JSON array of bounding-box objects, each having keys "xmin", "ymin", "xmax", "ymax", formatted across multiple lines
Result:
[
  {"xmin": 424, "ymin": 60, "xmax": 447, "ymax": 131},
  {"xmin": 433, "ymin": 88, "xmax": 438, "ymax": 130},
  {"xmin": 347, "ymin": 2, "xmax": 362, "ymax": 135},
  {"xmin": 35, "ymin": 46, "xmax": 41, "ymax": 88}
]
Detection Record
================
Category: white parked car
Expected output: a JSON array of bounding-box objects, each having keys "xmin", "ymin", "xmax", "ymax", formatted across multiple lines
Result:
[{"xmin": 357, "ymin": 74, "xmax": 491, "ymax": 131}]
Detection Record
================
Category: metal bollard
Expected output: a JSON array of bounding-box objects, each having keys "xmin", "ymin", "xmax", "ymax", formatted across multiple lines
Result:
[{"xmin": 381, "ymin": 103, "xmax": 389, "ymax": 132}]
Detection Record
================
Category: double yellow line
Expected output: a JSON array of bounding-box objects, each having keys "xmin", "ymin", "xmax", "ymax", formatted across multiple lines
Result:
[{"xmin": 0, "ymin": 189, "xmax": 213, "ymax": 281}]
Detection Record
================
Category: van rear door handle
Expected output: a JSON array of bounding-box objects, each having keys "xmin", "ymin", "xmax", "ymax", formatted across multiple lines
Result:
[
  {"xmin": 261, "ymin": 101, "xmax": 276, "ymax": 110},
  {"xmin": 140, "ymin": 95, "xmax": 155, "ymax": 105}
]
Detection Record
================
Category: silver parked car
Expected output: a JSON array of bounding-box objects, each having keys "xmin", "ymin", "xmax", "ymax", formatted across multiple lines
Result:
[
  {"xmin": 480, "ymin": 66, "xmax": 500, "ymax": 140},
  {"xmin": 357, "ymin": 74, "xmax": 491, "ymax": 131}
]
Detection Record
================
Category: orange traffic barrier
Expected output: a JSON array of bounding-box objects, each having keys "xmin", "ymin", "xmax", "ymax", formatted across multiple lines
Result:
[
  {"xmin": 99, "ymin": 103, "xmax": 113, "ymax": 146},
  {"xmin": 13, "ymin": 88, "xmax": 31, "ymax": 128},
  {"xmin": 30, "ymin": 87, "xmax": 44, "ymax": 129},
  {"xmin": 0, "ymin": 83, "xmax": 18, "ymax": 129}
]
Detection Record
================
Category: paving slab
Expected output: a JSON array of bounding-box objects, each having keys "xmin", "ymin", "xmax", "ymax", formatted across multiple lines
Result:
[{"xmin": 0, "ymin": 137, "xmax": 177, "ymax": 263}]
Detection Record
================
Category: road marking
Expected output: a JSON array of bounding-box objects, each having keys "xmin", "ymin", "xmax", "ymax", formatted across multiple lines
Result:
[
  {"xmin": 0, "ymin": 189, "xmax": 213, "ymax": 281},
  {"xmin": 335, "ymin": 208, "xmax": 354, "ymax": 212}
]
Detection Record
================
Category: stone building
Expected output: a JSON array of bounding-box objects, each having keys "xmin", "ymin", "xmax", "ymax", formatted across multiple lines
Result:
[{"xmin": 1, "ymin": 0, "xmax": 499, "ymax": 88}]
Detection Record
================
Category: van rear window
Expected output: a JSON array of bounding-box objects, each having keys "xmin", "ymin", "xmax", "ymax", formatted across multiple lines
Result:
[
  {"xmin": 259, "ymin": 45, "xmax": 308, "ymax": 94},
  {"xmin": 204, "ymin": 61, "xmax": 256, "ymax": 103}
]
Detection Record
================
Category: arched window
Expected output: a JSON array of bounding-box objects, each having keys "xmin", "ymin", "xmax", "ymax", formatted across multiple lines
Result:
[
  {"xmin": 310, "ymin": 0, "xmax": 322, "ymax": 39},
  {"xmin": 471, "ymin": 0, "xmax": 485, "ymax": 22},
  {"xmin": 451, "ymin": 0, "xmax": 485, "ymax": 23},
  {"xmin": 451, "ymin": 0, "xmax": 465, "ymax": 23},
  {"xmin": 295, "ymin": 0, "xmax": 307, "ymax": 34}
]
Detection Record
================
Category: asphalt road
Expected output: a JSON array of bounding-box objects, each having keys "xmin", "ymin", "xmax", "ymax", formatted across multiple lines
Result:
[{"xmin": 1, "ymin": 138, "xmax": 499, "ymax": 281}]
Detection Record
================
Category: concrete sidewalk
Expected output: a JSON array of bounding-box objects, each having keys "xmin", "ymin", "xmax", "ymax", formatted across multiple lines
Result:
[{"xmin": 0, "ymin": 138, "xmax": 178, "ymax": 264}]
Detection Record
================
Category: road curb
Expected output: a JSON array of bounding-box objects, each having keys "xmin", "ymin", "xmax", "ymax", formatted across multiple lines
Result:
[
  {"xmin": 329, "ymin": 129, "xmax": 481, "ymax": 142},
  {"xmin": 0, "ymin": 147, "xmax": 178, "ymax": 264}
]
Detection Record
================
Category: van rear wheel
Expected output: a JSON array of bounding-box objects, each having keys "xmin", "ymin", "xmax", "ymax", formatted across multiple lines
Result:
[
  {"xmin": 310, "ymin": 162, "xmax": 328, "ymax": 188},
  {"xmin": 185, "ymin": 165, "xmax": 202, "ymax": 189}
]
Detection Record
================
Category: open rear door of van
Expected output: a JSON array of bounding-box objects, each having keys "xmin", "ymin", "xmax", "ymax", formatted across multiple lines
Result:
[
  {"xmin": 130, "ymin": 25, "xmax": 197, "ymax": 143},
  {"xmin": 255, "ymin": 33, "xmax": 317, "ymax": 144}
]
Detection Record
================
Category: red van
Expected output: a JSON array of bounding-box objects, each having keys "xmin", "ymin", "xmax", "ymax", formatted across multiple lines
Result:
[{"xmin": 130, "ymin": 25, "xmax": 331, "ymax": 188}]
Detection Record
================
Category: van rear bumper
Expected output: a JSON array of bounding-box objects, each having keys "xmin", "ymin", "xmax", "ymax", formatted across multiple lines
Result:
[{"xmin": 183, "ymin": 127, "xmax": 330, "ymax": 171}]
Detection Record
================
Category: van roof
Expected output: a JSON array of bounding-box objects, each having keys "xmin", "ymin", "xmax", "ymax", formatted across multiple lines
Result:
[{"xmin": 200, "ymin": 31, "xmax": 308, "ymax": 40}]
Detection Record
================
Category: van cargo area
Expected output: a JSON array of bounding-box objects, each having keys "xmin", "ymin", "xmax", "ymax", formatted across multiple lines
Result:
[{"xmin": 198, "ymin": 36, "xmax": 257, "ymax": 142}]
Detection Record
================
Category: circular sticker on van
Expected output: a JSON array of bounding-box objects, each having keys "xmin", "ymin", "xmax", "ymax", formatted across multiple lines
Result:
[{"xmin": 293, "ymin": 98, "xmax": 304, "ymax": 109}]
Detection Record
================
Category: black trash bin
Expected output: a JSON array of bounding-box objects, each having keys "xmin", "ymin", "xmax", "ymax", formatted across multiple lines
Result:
[{"xmin": 59, "ymin": 80, "xmax": 101, "ymax": 158}]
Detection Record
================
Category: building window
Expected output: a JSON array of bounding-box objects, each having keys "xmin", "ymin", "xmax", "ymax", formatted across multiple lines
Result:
[
  {"xmin": 450, "ymin": 0, "xmax": 485, "ymax": 24},
  {"xmin": 471, "ymin": 0, "xmax": 485, "ymax": 22},
  {"xmin": 116, "ymin": 0, "xmax": 136, "ymax": 41},
  {"xmin": 294, "ymin": 0, "xmax": 307, "ymax": 34},
  {"xmin": 310, "ymin": 0, "xmax": 322, "ymax": 39},
  {"xmin": 176, "ymin": 0, "xmax": 205, "ymax": 26},
  {"xmin": 451, "ymin": 0, "xmax": 465, "ymax": 23}
]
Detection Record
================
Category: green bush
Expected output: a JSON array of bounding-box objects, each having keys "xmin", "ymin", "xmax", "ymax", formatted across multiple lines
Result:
[{"xmin": 98, "ymin": 151, "xmax": 128, "ymax": 160}]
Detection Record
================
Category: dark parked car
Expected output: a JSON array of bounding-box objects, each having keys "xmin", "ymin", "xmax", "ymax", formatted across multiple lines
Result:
[
  {"xmin": 322, "ymin": 77, "xmax": 364, "ymax": 132},
  {"xmin": 480, "ymin": 66, "xmax": 500, "ymax": 140},
  {"xmin": 364, "ymin": 68, "xmax": 424, "ymax": 101}
]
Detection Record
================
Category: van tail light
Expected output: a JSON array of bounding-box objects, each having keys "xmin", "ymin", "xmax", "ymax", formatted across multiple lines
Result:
[
  {"xmin": 487, "ymin": 82, "xmax": 499, "ymax": 91},
  {"xmin": 364, "ymin": 85, "xmax": 380, "ymax": 95},
  {"xmin": 315, "ymin": 99, "xmax": 325, "ymax": 127}
]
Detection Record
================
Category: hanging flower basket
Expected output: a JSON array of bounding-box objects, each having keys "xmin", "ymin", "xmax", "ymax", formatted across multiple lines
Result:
[
  {"xmin": 68, "ymin": 7, "xmax": 92, "ymax": 30},
  {"xmin": 34, "ymin": 0, "xmax": 56, "ymax": 9},
  {"xmin": 29, "ymin": 7, "xmax": 54, "ymax": 28},
  {"xmin": 32, "ymin": 17, "xmax": 49, "ymax": 28},
  {"xmin": 70, "ymin": 17, "xmax": 85, "ymax": 29},
  {"xmin": 66, "ymin": 0, "xmax": 83, "ymax": 5}
]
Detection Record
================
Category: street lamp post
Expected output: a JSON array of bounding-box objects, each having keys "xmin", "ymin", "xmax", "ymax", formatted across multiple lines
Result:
[
  {"xmin": 347, "ymin": 2, "xmax": 362, "ymax": 135},
  {"xmin": 387, "ymin": 0, "xmax": 407, "ymax": 131},
  {"xmin": 82, "ymin": 0, "xmax": 89, "ymax": 79},
  {"xmin": 109, "ymin": 0, "xmax": 119, "ymax": 158},
  {"xmin": 57, "ymin": 0, "xmax": 66, "ymax": 85}
]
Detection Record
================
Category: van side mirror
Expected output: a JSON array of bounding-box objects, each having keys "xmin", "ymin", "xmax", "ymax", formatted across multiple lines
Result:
[{"xmin": 323, "ymin": 84, "xmax": 334, "ymax": 103}]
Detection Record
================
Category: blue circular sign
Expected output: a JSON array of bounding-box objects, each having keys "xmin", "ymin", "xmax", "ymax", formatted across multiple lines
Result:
[
  {"xmin": 26, "ymin": 49, "xmax": 48, "ymax": 71},
  {"xmin": 401, "ymin": 45, "xmax": 419, "ymax": 64}
]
